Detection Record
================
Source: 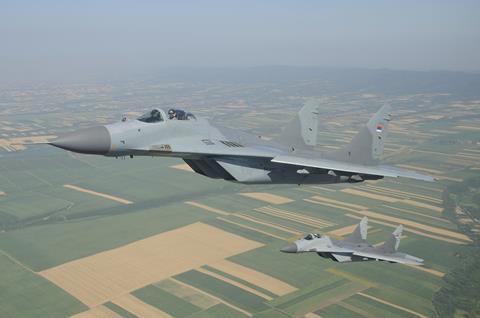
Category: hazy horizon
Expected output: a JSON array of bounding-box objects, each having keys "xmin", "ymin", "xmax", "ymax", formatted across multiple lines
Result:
[{"xmin": 1, "ymin": 1, "xmax": 480, "ymax": 84}]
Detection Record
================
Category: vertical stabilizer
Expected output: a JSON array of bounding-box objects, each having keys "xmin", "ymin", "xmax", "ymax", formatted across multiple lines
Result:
[
  {"xmin": 325, "ymin": 105, "xmax": 392, "ymax": 165},
  {"xmin": 376, "ymin": 224, "xmax": 403, "ymax": 254},
  {"xmin": 274, "ymin": 100, "xmax": 319, "ymax": 151},
  {"xmin": 345, "ymin": 217, "xmax": 368, "ymax": 243}
]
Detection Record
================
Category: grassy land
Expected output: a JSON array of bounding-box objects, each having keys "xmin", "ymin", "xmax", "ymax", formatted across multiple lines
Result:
[
  {"xmin": 278, "ymin": 280, "xmax": 360, "ymax": 316},
  {"xmin": 0, "ymin": 201, "xmax": 215, "ymax": 271},
  {"xmin": 174, "ymin": 269, "xmax": 270, "ymax": 313},
  {"xmin": 344, "ymin": 294, "xmax": 416, "ymax": 318},
  {"xmin": 202, "ymin": 265, "xmax": 279, "ymax": 299},
  {"xmin": 103, "ymin": 302, "xmax": 138, "ymax": 318},
  {"xmin": 316, "ymin": 303, "xmax": 369, "ymax": 318},
  {"xmin": 1, "ymin": 81, "xmax": 479, "ymax": 317},
  {"xmin": 187, "ymin": 304, "xmax": 249, "ymax": 318},
  {"xmin": 133, "ymin": 285, "xmax": 202, "ymax": 317},
  {"xmin": 0, "ymin": 253, "xmax": 86, "ymax": 318}
]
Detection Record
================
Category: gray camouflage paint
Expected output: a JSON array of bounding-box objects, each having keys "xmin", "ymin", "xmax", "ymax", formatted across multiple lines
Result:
[
  {"xmin": 281, "ymin": 217, "xmax": 424, "ymax": 265},
  {"xmin": 50, "ymin": 103, "xmax": 434, "ymax": 184}
]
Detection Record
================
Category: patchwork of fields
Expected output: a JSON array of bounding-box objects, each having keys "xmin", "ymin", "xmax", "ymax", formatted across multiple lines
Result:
[{"xmin": 0, "ymin": 81, "xmax": 479, "ymax": 317}]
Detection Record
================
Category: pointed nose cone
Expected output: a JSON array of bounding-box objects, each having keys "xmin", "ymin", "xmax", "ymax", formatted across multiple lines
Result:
[
  {"xmin": 50, "ymin": 126, "xmax": 111, "ymax": 155},
  {"xmin": 280, "ymin": 243, "xmax": 298, "ymax": 253}
]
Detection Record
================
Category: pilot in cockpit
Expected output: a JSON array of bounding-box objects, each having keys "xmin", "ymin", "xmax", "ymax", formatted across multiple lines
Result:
[
  {"xmin": 303, "ymin": 234, "xmax": 321, "ymax": 240},
  {"xmin": 168, "ymin": 109, "xmax": 177, "ymax": 120},
  {"xmin": 169, "ymin": 108, "xmax": 188, "ymax": 120}
]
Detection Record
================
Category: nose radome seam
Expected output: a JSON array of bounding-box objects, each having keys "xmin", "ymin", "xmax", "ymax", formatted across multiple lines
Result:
[{"xmin": 50, "ymin": 126, "xmax": 111, "ymax": 155}]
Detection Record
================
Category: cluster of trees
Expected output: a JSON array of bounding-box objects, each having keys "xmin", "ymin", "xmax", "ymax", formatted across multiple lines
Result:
[
  {"xmin": 433, "ymin": 176, "xmax": 480, "ymax": 318},
  {"xmin": 433, "ymin": 248, "xmax": 480, "ymax": 317}
]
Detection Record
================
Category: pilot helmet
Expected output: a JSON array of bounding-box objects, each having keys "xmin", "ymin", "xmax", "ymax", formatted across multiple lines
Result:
[{"xmin": 168, "ymin": 108, "xmax": 176, "ymax": 119}]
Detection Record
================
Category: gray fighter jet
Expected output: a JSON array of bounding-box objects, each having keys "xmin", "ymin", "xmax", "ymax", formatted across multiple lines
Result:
[
  {"xmin": 49, "ymin": 103, "xmax": 434, "ymax": 184},
  {"xmin": 280, "ymin": 217, "xmax": 424, "ymax": 265}
]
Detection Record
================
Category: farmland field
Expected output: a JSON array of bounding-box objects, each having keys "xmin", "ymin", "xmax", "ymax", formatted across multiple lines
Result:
[{"xmin": 1, "ymin": 67, "xmax": 479, "ymax": 317}]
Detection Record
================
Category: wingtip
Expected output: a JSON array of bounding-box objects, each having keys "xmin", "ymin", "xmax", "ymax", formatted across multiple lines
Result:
[
  {"xmin": 411, "ymin": 257, "xmax": 424, "ymax": 265},
  {"xmin": 407, "ymin": 171, "xmax": 437, "ymax": 182},
  {"xmin": 425, "ymin": 175, "xmax": 437, "ymax": 182},
  {"xmin": 411, "ymin": 171, "xmax": 436, "ymax": 182}
]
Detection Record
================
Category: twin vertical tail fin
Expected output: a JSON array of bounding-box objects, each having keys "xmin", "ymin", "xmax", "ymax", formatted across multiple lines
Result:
[
  {"xmin": 325, "ymin": 104, "xmax": 392, "ymax": 165},
  {"xmin": 274, "ymin": 100, "xmax": 319, "ymax": 151},
  {"xmin": 275, "ymin": 102, "xmax": 391, "ymax": 163},
  {"xmin": 377, "ymin": 225, "xmax": 403, "ymax": 254},
  {"xmin": 345, "ymin": 217, "xmax": 368, "ymax": 243}
]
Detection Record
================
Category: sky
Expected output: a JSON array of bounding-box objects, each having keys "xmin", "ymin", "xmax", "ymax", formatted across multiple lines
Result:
[{"xmin": 1, "ymin": 0, "xmax": 479, "ymax": 83}]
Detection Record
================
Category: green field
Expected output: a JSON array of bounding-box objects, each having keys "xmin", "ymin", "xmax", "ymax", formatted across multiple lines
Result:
[
  {"xmin": 175, "ymin": 269, "xmax": 270, "ymax": 313},
  {"xmin": 103, "ymin": 302, "xmax": 138, "ymax": 318},
  {"xmin": 187, "ymin": 304, "xmax": 249, "ymax": 318},
  {"xmin": 0, "ymin": 253, "xmax": 86, "ymax": 318},
  {"xmin": 0, "ymin": 200, "xmax": 215, "ymax": 271},
  {"xmin": 134, "ymin": 285, "xmax": 202, "ymax": 317},
  {"xmin": 1, "ymin": 76, "xmax": 479, "ymax": 317}
]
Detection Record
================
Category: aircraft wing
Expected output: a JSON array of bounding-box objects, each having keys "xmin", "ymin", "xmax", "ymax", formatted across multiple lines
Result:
[
  {"xmin": 271, "ymin": 155, "xmax": 435, "ymax": 182},
  {"xmin": 352, "ymin": 251, "xmax": 424, "ymax": 265}
]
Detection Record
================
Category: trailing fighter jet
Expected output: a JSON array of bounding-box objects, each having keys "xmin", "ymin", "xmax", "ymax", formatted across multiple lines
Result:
[
  {"xmin": 49, "ymin": 102, "xmax": 434, "ymax": 184},
  {"xmin": 280, "ymin": 217, "xmax": 423, "ymax": 265}
]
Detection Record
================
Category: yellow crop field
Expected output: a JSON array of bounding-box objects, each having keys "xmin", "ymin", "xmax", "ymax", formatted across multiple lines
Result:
[
  {"xmin": 185, "ymin": 201, "xmax": 230, "ymax": 216},
  {"xmin": 40, "ymin": 223, "xmax": 263, "ymax": 307},
  {"xmin": 311, "ymin": 195, "xmax": 367, "ymax": 210},
  {"xmin": 0, "ymin": 135, "xmax": 56, "ymax": 152},
  {"xmin": 112, "ymin": 294, "xmax": 171, "ymax": 318},
  {"xmin": 63, "ymin": 184, "xmax": 133, "ymax": 205},
  {"xmin": 234, "ymin": 214, "xmax": 302, "ymax": 235},
  {"xmin": 196, "ymin": 267, "xmax": 273, "ymax": 300},
  {"xmin": 209, "ymin": 259, "xmax": 297, "ymax": 296},
  {"xmin": 169, "ymin": 278, "xmax": 253, "ymax": 316},
  {"xmin": 401, "ymin": 199, "xmax": 443, "ymax": 213},
  {"xmin": 357, "ymin": 292, "xmax": 427, "ymax": 318},
  {"xmin": 169, "ymin": 163, "xmax": 194, "ymax": 172},
  {"xmin": 341, "ymin": 188, "xmax": 399, "ymax": 203},
  {"xmin": 396, "ymin": 164, "xmax": 444, "ymax": 175},
  {"xmin": 155, "ymin": 279, "xmax": 219, "ymax": 309},
  {"xmin": 238, "ymin": 192, "xmax": 294, "ymax": 204}
]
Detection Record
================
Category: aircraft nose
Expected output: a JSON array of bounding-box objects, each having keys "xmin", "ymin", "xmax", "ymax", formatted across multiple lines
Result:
[
  {"xmin": 280, "ymin": 243, "xmax": 298, "ymax": 253},
  {"xmin": 50, "ymin": 126, "xmax": 111, "ymax": 155}
]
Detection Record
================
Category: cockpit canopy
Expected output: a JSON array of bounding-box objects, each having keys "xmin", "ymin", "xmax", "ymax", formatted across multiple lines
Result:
[
  {"xmin": 137, "ymin": 109, "xmax": 163, "ymax": 123},
  {"xmin": 137, "ymin": 108, "xmax": 196, "ymax": 123},
  {"xmin": 303, "ymin": 233, "xmax": 321, "ymax": 240}
]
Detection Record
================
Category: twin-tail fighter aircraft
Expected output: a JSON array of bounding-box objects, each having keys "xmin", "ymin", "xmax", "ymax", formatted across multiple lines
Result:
[
  {"xmin": 49, "ymin": 103, "xmax": 434, "ymax": 184},
  {"xmin": 280, "ymin": 217, "xmax": 423, "ymax": 265}
]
